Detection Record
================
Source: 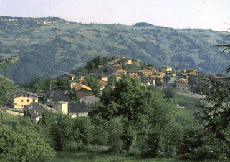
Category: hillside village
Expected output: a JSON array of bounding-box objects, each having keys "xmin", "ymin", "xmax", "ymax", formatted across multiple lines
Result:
[{"xmin": 1, "ymin": 55, "xmax": 226, "ymax": 123}]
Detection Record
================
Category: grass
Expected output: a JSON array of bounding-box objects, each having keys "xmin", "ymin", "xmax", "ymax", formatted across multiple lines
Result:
[
  {"xmin": 53, "ymin": 151, "xmax": 173, "ymax": 162},
  {"xmin": 175, "ymin": 95, "xmax": 199, "ymax": 108},
  {"xmin": 53, "ymin": 151, "xmax": 218, "ymax": 162},
  {"xmin": 1, "ymin": 112, "xmax": 20, "ymax": 123}
]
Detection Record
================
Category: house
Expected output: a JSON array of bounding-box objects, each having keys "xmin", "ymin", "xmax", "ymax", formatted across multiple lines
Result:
[
  {"xmin": 132, "ymin": 61, "xmax": 140, "ymax": 67},
  {"xmin": 126, "ymin": 59, "xmax": 133, "ymax": 65},
  {"xmin": 97, "ymin": 65, "xmax": 103, "ymax": 69},
  {"xmin": 70, "ymin": 80, "xmax": 78, "ymax": 88},
  {"xmin": 10, "ymin": 91, "xmax": 38, "ymax": 109},
  {"xmin": 43, "ymin": 90, "xmax": 71, "ymax": 108},
  {"xmin": 99, "ymin": 75, "xmax": 108, "ymax": 82},
  {"xmin": 24, "ymin": 103, "xmax": 57, "ymax": 123},
  {"xmin": 128, "ymin": 73, "xmax": 140, "ymax": 78},
  {"xmin": 97, "ymin": 80, "xmax": 108, "ymax": 91},
  {"xmin": 80, "ymin": 95, "xmax": 100, "ymax": 106},
  {"xmin": 127, "ymin": 70, "xmax": 138, "ymax": 75},
  {"xmin": 113, "ymin": 73, "xmax": 122, "ymax": 82},
  {"xmin": 155, "ymin": 72, "xmax": 166, "ymax": 78},
  {"xmin": 161, "ymin": 65, "xmax": 173, "ymax": 72},
  {"xmin": 112, "ymin": 64, "xmax": 122, "ymax": 70},
  {"xmin": 175, "ymin": 78, "xmax": 190, "ymax": 93},
  {"xmin": 141, "ymin": 76, "xmax": 156, "ymax": 86},
  {"xmin": 137, "ymin": 69, "xmax": 152, "ymax": 77},
  {"xmin": 147, "ymin": 67, "xmax": 157, "ymax": 73},
  {"xmin": 59, "ymin": 73, "xmax": 76, "ymax": 81},
  {"xmin": 54, "ymin": 101, "xmax": 69, "ymax": 115},
  {"xmin": 72, "ymin": 83, "xmax": 92, "ymax": 101},
  {"xmin": 115, "ymin": 69, "xmax": 127, "ymax": 75},
  {"xmin": 68, "ymin": 103, "xmax": 89, "ymax": 118},
  {"xmin": 185, "ymin": 69, "xmax": 197, "ymax": 74},
  {"xmin": 176, "ymin": 69, "xmax": 186, "ymax": 76}
]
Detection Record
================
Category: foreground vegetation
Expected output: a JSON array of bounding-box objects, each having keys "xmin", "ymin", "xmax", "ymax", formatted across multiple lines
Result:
[
  {"xmin": 1, "ymin": 76, "xmax": 230, "ymax": 161},
  {"xmin": 1, "ymin": 56, "xmax": 230, "ymax": 161},
  {"xmin": 53, "ymin": 151, "xmax": 185, "ymax": 162}
]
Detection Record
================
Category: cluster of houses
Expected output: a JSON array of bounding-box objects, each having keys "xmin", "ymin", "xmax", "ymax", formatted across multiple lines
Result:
[
  {"xmin": 6, "ymin": 56, "xmax": 226, "ymax": 123},
  {"xmin": 9, "ymin": 87, "xmax": 99, "ymax": 123}
]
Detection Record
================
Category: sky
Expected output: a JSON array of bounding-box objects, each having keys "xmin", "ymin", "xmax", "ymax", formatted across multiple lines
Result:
[{"xmin": 0, "ymin": 0, "xmax": 230, "ymax": 31}]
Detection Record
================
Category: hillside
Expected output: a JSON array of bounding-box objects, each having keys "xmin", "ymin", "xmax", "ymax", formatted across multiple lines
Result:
[{"xmin": 0, "ymin": 16, "xmax": 229, "ymax": 83}]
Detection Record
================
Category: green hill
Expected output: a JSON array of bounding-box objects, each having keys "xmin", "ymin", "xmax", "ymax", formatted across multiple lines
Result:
[{"xmin": 0, "ymin": 16, "xmax": 229, "ymax": 83}]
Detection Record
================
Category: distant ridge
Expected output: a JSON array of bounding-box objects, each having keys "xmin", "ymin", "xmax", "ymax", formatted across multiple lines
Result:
[
  {"xmin": 134, "ymin": 22, "xmax": 153, "ymax": 27},
  {"xmin": 0, "ymin": 16, "xmax": 229, "ymax": 83}
]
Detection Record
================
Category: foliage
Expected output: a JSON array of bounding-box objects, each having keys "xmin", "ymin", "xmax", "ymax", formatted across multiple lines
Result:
[
  {"xmin": 86, "ymin": 56, "xmax": 103, "ymax": 71},
  {"xmin": 84, "ymin": 74, "xmax": 100, "ymax": 96},
  {"xmin": 21, "ymin": 77, "xmax": 56, "ymax": 92},
  {"xmin": 54, "ymin": 151, "xmax": 176, "ymax": 162},
  {"xmin": 0, "ymin": 118, "xmax": 55, "ymax": 162},
  {"xmin": 56, "ymin": 77, "xmax": 70, "ymax": 90},
  {"xmin": 0, "ymin": 56, "xmax": 16, "ymax": 105},
  {"xmin": 0, "ymin": 77, "xmax": 15, "ymax": 105},
  {"xmin": 38, "ymin": 112, "xmax": 93, "ymax": 151},
  {"xmin": 194, "ymin": 36, "xmax": 230, "ymax": 160},
  {"xmin": 163, "ymin": 87, "xmax": 176, "ymax": 99},
  {"xmin": 91, "ymin": 75, "xmax": 177, "ymax": 156}
]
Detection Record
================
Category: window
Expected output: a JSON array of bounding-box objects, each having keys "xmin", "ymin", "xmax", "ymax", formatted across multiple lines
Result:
[
  {"xmin": 22, "ymin": 105, "xmax": 24, "ymax": 107},
  {"xmin": 21, "ymin": 99, "xmax": 23, "ymax": 102},
  {"xmin": 27, "ymin": 99, "xmax": 29, "ymax": 102}
]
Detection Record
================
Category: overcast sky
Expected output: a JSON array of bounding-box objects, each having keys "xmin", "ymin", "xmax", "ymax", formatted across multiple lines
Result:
[{"xmin": 0, "ymin": 0, "xmax": 229, "ymax": 31}]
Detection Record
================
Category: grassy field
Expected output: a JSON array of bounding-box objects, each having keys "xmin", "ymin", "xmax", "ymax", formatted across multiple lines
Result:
[
  {"xmin": 54, "ymin": 151, "xmax": 173, "ymax": 162},
  {"xmin": 1, "ymin": 112, "xmax": 20, "ymax": 123},
  {"xmin": 53, "ymin": 151, "xmax": 218, "ymax": 162},
  {"xmin": 175, "ymin": 95, "xmax": 199, "ymax": 108}
]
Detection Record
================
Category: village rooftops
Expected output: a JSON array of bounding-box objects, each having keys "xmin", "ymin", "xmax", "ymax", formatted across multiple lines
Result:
[
  {"xmin": 43, "ymin": 90, "xmax": 71, "ymax": 103},
  {"xmin": 68, "ymin": 103, "xmax": 89, "ymax": 114},
  {"xmin": 112, "ymin": 64, "xmax": 122, "ymax": 67},
  {"xmin": 178, "ymin": 78, "xmax": 188, "ymax": 83},
  {"xmin": 161, "ymin": 65, "xmax": 172, "ymax": 69},
  {"xmin": 115, "ymin": 69, "xmax": 127, "ymax": 73},
  {"xmin": 10, "ymin": 91, "xmax": 38, "ymax": 98},
  {"xmin": 24, "ymin": 103, "xmax": 47, "ymax": 117},
  {"xmin": 73, "ymin": 83, "xmax": 92, "ymax": 91},
  {"xmin": 97, "ymin": 80, "xmax": 108, "ymax": 86},
  {"xmin": 113, "ymin": 73, "xmax": 122, "ymax": 77}
]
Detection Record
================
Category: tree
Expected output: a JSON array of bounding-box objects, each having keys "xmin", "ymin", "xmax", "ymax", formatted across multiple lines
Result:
[
  {"xmin": 197, "ymin": 37, "xmax": 230, "ymax": 160},
  {"xmin": 91, "ymin": 75, "xmax": 176, "ymax": 155},
  {"xmin": 163, "ymin": 87, "xmax": 176, "ymax": 99},
  {"xmin": 38, "ymin": 112, "xmax": 93, "ymax": 151},
  {"xmin": 84, "ymin": 74, "xmax": 100, "ymax": 96},
  {"xmin": 0, "ymin": 56, "xmax": 17, "ymax": 105},
  {"xmin": 0, "ymin": 119, "xmax": 55, "ymax": 162}
]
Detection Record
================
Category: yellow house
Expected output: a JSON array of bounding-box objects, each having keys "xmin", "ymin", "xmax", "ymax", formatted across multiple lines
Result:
[
  {"xmin": 73, "ymin": 83, "xmax": 92, "ymax": 101},
  {"xmin": 11, "ymin": 91, "xmax": 38, "ymax": 109},
  {"xmin": 126, "ymin": 59, "xmax": 133, "ymax": 65}
]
